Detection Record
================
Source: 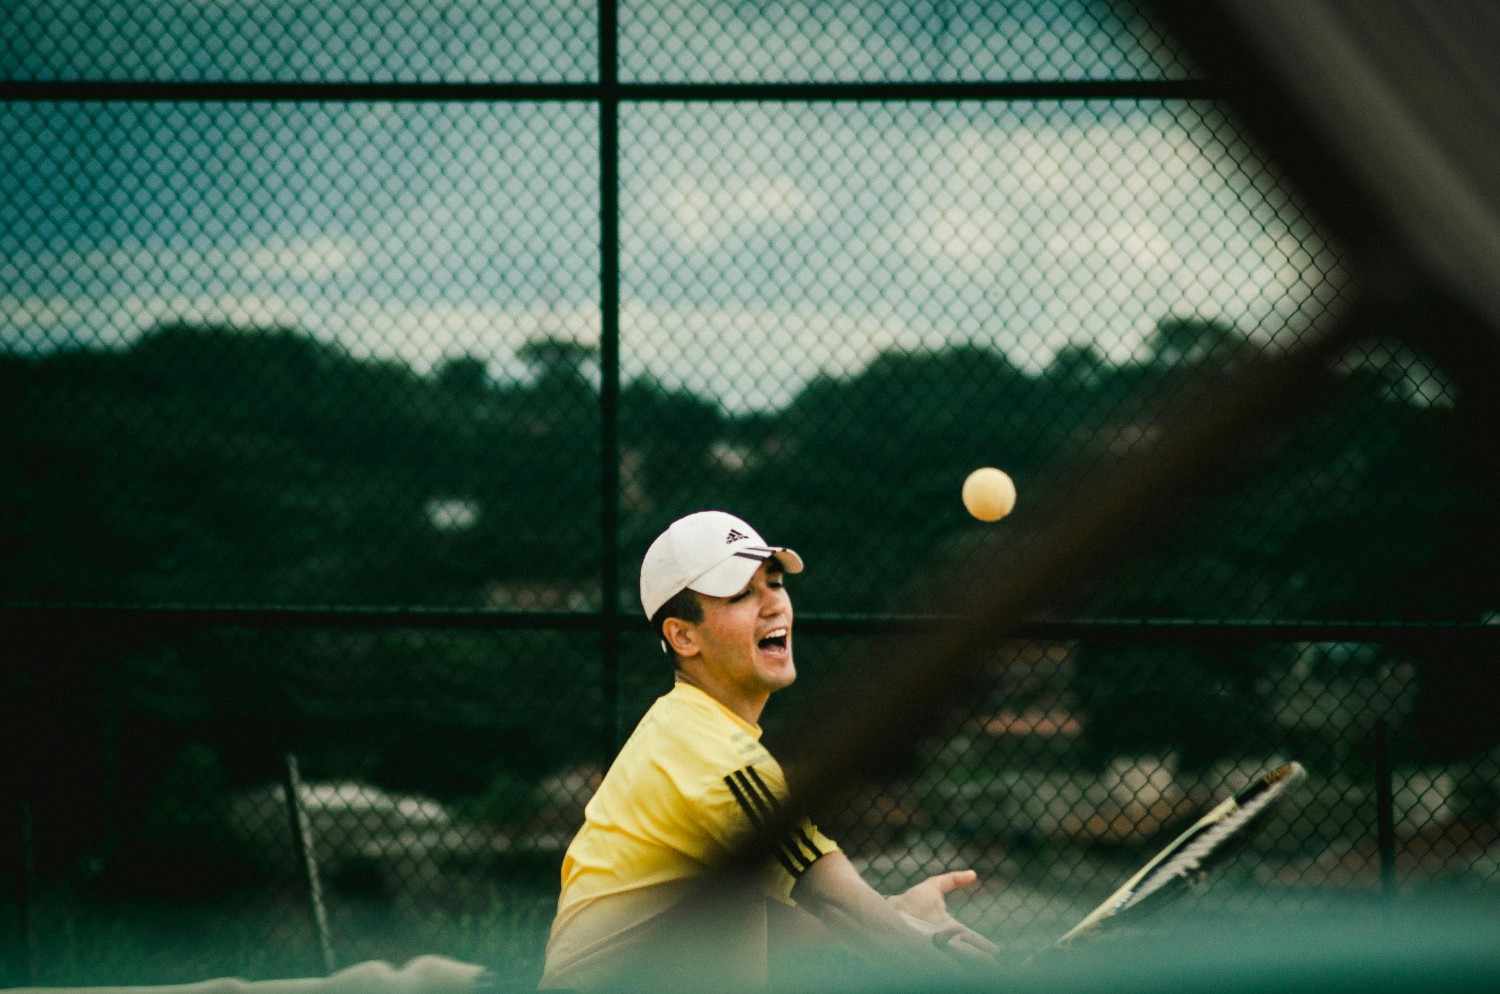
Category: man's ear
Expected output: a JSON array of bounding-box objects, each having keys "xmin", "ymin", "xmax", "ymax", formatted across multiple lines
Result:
[{"xmin": 662, "ymin": 617, "xmax": 700, "ymax": 659}]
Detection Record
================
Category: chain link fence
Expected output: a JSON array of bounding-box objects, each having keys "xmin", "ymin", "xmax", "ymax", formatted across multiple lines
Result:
[{"xmin": 4, "ymin": 0, "xmax": 1497, "ymax": 985}]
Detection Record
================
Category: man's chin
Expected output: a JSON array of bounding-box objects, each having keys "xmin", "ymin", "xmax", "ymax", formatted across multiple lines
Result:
[{"xmin": 764, "ymin": 659, "xmax": 797, "ymax": 690}]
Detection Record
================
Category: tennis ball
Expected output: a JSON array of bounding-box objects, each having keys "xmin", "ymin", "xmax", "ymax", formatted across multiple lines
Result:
[{"xmin": 962, "ymin": 467, "xmax": 1016, "ymax": 522}]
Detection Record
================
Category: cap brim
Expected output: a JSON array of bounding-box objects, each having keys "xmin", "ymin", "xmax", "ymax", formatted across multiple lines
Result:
[{"xmin": 687, "ymin": 546, "xmax": 804, "ymax": 598}]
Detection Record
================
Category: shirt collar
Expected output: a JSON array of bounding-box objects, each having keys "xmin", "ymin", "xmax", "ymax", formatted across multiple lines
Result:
[{"xmin": 670, "ymin": 679, "xmax": 764, "ymax": 739}]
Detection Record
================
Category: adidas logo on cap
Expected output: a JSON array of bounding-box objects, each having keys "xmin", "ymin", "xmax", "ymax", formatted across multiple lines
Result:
[{"xmin": 725, "ymin": 529, "xmax": 749, "ymax": 543}]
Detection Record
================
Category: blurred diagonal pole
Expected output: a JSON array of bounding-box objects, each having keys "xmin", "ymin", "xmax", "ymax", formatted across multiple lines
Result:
[
  {"xmin": 1152, "ymin": 0, "xmax": 1500, "ymax": 333},
  {"xmin": 644, "ymin": 297, "xmax": 1386, "ymax": 985},
  {"xmin": 720, "ymin": 285, "xmax": 1497, "ymax": 922},
  {"xmin": 773, "ymin": 303, "xmax": 1362, "ymax": 817},
  {"xmin": 711, "ymin": 0, "xmax": 1500, "ymax": 895}
]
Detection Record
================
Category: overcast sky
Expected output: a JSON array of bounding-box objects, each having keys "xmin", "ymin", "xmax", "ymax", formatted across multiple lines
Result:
[{"xmin": 2, "ymin": 1, "xmax": 1344, "ymax": 413}]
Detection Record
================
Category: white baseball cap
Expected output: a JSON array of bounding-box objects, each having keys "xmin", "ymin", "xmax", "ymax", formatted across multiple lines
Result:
[{"xmin": 639, "ymin": 510, "xmax": 805, "ymax": 620}]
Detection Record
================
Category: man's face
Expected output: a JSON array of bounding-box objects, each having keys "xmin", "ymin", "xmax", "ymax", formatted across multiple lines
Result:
[{"xmin": 692, "ymin": 560, "xmax": 795, "ymax": 697}]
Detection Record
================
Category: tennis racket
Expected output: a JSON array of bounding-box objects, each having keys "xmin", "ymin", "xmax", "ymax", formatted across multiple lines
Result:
[{"xmin": 1055, "ymin": 761, "xmax": 1307, "ymax": 946}]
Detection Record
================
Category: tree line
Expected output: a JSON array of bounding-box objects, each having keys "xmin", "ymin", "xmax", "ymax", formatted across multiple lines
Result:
[{"xmin": 3, "ymin": 317, "xmax": 1495, "ymax": 897}]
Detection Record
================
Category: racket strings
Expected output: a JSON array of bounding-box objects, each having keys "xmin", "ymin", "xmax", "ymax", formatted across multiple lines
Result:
[{"xmin": 1123, "ymin": 762, "xmax": 1306, "ymax": 913}]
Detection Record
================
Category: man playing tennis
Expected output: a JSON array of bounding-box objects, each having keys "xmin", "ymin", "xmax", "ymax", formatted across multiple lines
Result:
[
  {"xmin": 539, "ymin": 510, "xmax": 996, "ymax": 990},
  {"xmin": 21, "ymin": 511, "xmax": 992, "ymax": 994}
]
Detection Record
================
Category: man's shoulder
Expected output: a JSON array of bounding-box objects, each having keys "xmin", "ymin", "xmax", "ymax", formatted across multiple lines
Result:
[{"xmin": 632, "ymin": 687, "xmax": 777, "ymax": 778}]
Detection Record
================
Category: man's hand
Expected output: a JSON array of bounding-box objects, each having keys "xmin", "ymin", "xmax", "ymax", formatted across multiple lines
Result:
[
  {"xmin": 793, "ymin": 853, "xmax": 999, "ymax": 973},
  {"xmin": 887, "ymin": 869, "xmax": 999, "ymax": 961}
]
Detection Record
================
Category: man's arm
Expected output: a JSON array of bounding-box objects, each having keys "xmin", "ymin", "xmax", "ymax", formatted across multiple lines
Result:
[{"xmin": 790, "ymin": 852, "xmax": 997, "ymax": 968}]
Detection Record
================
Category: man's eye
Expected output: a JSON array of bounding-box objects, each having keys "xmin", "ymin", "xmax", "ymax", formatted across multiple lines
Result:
[{"xmin": 729, "ymin": 588, "xmax": 751, "ymax": 601}]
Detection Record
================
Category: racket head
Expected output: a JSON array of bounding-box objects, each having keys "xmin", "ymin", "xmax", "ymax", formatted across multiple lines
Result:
[{"xmin": 1056, "ymin": 761, "xmax": 1306, "ymax": 946}]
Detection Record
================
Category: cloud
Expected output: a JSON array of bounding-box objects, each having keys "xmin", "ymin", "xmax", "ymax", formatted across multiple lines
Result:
[
  {"xmin": 0, "ymin": 286, "xmax": 600, "ymax": 382},
  {"xmin": 1, "ymin": 290, "xmax": 310, "ymax": 347},
  {"xmin": 239, "ymin": 236, "xmax": 366, "ymax": 282},
  {"xmin": 45, "ymin": 234, "xmax": 365, "ymax": 296},
  {"xmin": 4, "ymin": 101, "xmax": 1349, "ymax": 414},
  {"xmin": 651, "ymin": 173, "xmax": 822, "ymax": 249},
  {"xmin": 620, "ymin": 299, "xmax": 939, "ymax": 411},
  {"xmin": 894, "ymin": 111, "xmax": 1345, "ymax": 364}
]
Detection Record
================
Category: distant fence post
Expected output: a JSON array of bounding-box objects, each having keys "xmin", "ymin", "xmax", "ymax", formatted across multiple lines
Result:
[
  {"xmin": 282, "ymin": 753, "xmax": 336, "ymax": 974},
  {"xmin": 5, "ymin": 617, "xmax": 38, "ymax": 985},
  {"xmin": 1374, "ymin": 718, "xmax": 1397, "ymax": 898},
  {"xmin": 7, "ymin": 799, "xmax": 37, "ymax": 986}
]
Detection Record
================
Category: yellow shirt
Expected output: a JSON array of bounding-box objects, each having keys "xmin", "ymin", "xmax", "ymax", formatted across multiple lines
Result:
[{"xmin": 540, "ymin": 681, "xmax": 839, "ymax": 990}]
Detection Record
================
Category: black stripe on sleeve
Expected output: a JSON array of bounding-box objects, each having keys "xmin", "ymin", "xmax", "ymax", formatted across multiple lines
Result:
[
  {"xmin": 724, "ymin": 772, "xmax": 764, "ymax": 828},
  {"xmin": 733, "ymin": 769, "xmax": 811, "ymax": 874},
  {"xmin": 742, "ymin": 767, "xmax": 821, "ymax": 870},
  {"xmin": 743, "ymin": 766, "xmax": 782, "ymax": 814},
  {"xmin": 724, "ymin": 773, "xmax": 800, "ymax": 877},
  {"xmin": 731, "ymin": 770, "xmax": 777, "ymax": 828}
]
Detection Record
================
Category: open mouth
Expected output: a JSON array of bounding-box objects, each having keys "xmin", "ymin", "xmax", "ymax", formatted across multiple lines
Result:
[{"xmin": 757, "ymin": 628, "xmax": 789, "ymax": 653}]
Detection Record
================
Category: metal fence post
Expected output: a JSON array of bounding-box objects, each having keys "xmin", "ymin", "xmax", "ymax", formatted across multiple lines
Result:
[
  {"xmin": 1374, "ymin": 718, "xmax": 1397, "ymax": 899},
  {"xmin": 11, "ymin": 799, "xmax": 36, "ymax": 986},
  {"xmin": 282, "ymin": 754, "xmax": 336, "ymax": 974},
  {"xmin": 5, "ymin": 617, "xmax": 38, "ymax": 986},
  {"xmin": 598, "ymin": 0, "xmax": 623, "ymax": 753}
]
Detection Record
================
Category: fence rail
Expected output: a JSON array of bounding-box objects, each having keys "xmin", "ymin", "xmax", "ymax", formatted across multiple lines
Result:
[{"xmin": 9, "ymin": 605, "xmax": 1500, "ymax": 640}]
